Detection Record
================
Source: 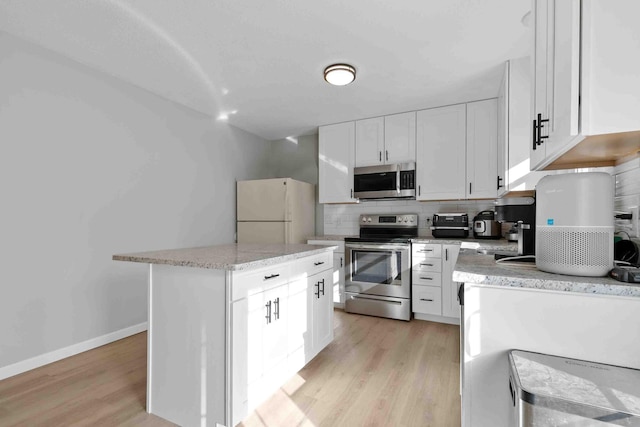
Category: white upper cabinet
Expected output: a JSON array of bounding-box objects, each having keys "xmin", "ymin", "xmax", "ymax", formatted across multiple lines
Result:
[
  {"xmin": 416, "ymin": 104, "xmax": 467, "ymax": 201},
  {"xmin": 355, "ymin": 112, "xmax": 416, "ymax": 167},
  {"xmin": 355, "ymin": 117, "xmax": 385, "ymax": 167},
  {"xmin": 531, "ymin": 0, "xmax": 640, "ymax": 170},
  {"xmin": 319, "ymin": 122, "xmax": 358, "ymax": 204},
  {"xmin": 499, "ymin": 58, "xmax": 549, "ymax": 194},
  {"xmin": 466, "ymin": 99, "xmax": 498, "ymax": 199},
  {"xmin": 384, "ymin": 112, "xmax": 417, "ymax": 164}
]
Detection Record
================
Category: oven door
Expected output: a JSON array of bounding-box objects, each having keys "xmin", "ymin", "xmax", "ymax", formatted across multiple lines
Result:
[{"xmin": 345, "ymin": 242, "xmax": 411, "ymax": 299}]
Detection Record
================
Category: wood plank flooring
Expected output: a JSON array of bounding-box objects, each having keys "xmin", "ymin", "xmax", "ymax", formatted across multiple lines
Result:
[{"xmin": 0, "ymin": 310, "xmax": 460, "ymax": 427}]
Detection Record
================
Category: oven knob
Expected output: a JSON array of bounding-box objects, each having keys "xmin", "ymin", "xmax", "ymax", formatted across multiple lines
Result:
[
  {"xmin": 367, "ymin": 217, "xmax": 372, "ymax": 222},
  {"xmin": 404, "ymin": 218, "xmax": 409, "ymax": 223},
  {"xmin": 409, "ymin": 217, "xmax": 414, "ymax": 222},
  {"xmin": 361, "ymin": 217, "xmax": 366, "ymax": 223}
]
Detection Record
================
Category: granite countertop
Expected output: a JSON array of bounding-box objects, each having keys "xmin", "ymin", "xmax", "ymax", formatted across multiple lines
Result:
[
  {"xmin": 412, "ymin": 237, "xmax": 518, "ymax": 251},
  {"xmin": 453, "ymin": 251, "xmax": 640, "ymax": 298},
  {"xmin": 113, "ymin": 243, "xmax": 337, "ymax": 271}
]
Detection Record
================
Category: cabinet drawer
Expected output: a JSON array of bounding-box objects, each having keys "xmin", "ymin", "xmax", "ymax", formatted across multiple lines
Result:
[
  {"xmin": 291, "ymin": 251, "xmax": 333, "ymax": 280},
  {"xmin": 412, "ymin": 285, "xmax": 442, "ymax": 316},
  {"xmin": 413, "ymin": 257, "xmax": 441, "ymax": 273},
  {"xmin": 232, "ymin": 263, "xmax": 290, "ymax": 301},
  {"xmin": 412, "ymin": 271, "xmax": 442, "ymax": 287},
  {"xmin": 412, "ymin": 243, "xmax": 442, "ymax": 258}
]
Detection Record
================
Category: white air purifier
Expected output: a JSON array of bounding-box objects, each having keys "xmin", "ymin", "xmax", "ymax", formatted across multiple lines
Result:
[{"xmin": 536, "ymin": 172, "xmax": 614, "ymax": 277}]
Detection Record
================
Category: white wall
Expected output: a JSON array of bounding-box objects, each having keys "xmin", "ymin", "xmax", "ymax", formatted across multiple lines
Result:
[
  {"xmin": 614, "ymin": 158, "xmax": 640, "ymax": 239},
  {"xmin": 270, "ymin": 134, "xmax": 323, "ymax": 235},
  {"xmin": 0, "ymin": 33, "xmax": 273, "ymax": 372}
]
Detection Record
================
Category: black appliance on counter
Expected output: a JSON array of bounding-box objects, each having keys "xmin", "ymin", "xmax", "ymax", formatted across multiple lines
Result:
[
  {"xmin": 344, "ymin": 214, "xmax": 418, "ymax": 321},
  {"xmin": 495, "ymin": 196, "xmax": 536, "ymax": 256},
  {"xmin": 430, "ymin": 213, "xmax": 469, "ymax": 238},
  {"xmin": 472, "ymin": 210, "xmax": 502, "ymax": 239}
]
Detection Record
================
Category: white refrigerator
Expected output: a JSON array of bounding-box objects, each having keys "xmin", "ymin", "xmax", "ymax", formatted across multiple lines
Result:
[{"xmin": 236, "ymin": 178, "xmax": 315, "ymax": 244}]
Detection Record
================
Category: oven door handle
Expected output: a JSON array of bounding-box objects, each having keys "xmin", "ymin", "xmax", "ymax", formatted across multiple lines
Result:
[
  {"xmin": 345, "ymin": 243, "xmax": 409, "ymax": 251},
  {"xmin": 349, "ymin": 295, "xmax": 402, "ymax": 305}
]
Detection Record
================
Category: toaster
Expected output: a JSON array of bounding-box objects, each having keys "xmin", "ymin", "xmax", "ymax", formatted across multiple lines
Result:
[{"xmin": 431, "ymin": 213, "xmax": 469, "ymax": 238}]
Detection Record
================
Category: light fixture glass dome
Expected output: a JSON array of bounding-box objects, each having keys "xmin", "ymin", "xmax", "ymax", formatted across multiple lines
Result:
[{"xmin": 324, "ymin": 64, "xmax": 356, "ymax": 86}]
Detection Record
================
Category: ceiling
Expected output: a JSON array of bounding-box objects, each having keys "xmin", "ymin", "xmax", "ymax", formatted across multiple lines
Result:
[{"xmin": 0, "ymin": 0, "xmax": 531, "ymax": 141}]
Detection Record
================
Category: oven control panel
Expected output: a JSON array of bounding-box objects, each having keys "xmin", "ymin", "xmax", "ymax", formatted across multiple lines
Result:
[{"xmin": 359, "ymin": 214, "xmax": 418, "ymax": 226}]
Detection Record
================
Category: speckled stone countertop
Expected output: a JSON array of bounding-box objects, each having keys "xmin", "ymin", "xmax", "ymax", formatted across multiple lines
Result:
[
  {"xmin": 412, "ymin": 237, "xmax": 518, "ymax": 251},
  {"xmin": 453, "ymin": 251, "xmax": 640, "ymax": 298},
  {"xmin": 113, "ymin": 243, "xmax": 337, "ymax": 271}
]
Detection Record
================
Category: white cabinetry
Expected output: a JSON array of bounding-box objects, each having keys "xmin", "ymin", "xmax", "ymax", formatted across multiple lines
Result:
[
  {"xmin": 498, "ymin": 58, "xmax": 549, "ymax": 195},
  {"xmin": 530, "ymin": 0, "xmax": 640, "ymax": 170},
  {"xmin": 307, "ymin": 239, "xmax": 346, "ymax": 308},
  {"xmin": 461, "ymin": 283, "xmax": 640, "ymax": 426},
  {"xmin": 411, "ymin": 242, "xmax": 460, "ymax": 324},
  {"xmin": 416, "ymin": 104, "xmax": 467, "ymax": 200},
  {"xmin": 355, "ymin": 112, "xmax": 416, "ymax": 167},
  {"xmin": 416, "ymin": 101, "xmax": 497, "ymax": 201},
  {"xmin": 232, "ymin": 252, "xmax": 333, "ymax": 425},
  {"xmin": 384, "ymin": 112, "xmax": 416, "ymax": 164},
  {"xmin": 319, "ymin": 122, "xmax": 357, "ymax": 203},
  {"xmin": 441, "ymin": 244, "xmax": 461, "ymax": 318},
  {"xmin": 466, "ymin": 99, "xmax": 498, "ymax": 199},
  {"xmin": 355, "ymin": 117, "xmax": 384, "ymax": 167}
]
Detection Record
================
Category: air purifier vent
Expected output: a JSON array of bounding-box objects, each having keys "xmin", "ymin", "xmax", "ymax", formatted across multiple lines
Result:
[{"xmin": 536, "ymin": 226, "xmax": 613, "ymax": 276}]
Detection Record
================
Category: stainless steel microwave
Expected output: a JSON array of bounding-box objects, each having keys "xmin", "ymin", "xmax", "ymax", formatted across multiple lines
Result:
[{"xmin": 353, "ymin": 162, "xmax": 416, "ymax": 200}]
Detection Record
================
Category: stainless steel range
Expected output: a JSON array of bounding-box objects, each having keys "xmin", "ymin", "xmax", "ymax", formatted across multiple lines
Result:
[{"xmin": 344, "ymin": 213, "xmax": 418, "ymax": 321}]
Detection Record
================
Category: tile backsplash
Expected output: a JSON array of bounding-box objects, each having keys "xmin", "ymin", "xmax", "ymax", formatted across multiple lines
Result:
[{"xmin": 324, "ymin": 199, "xmax": 496, "ymax": 236}]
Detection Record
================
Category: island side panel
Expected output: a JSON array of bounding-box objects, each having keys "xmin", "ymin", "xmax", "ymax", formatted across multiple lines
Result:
[
  {"xmin": 149, "ymin": 264, "xmax": 227, "ymax": 427},
  {"xmin": 462, "ymin": 284, "xmax": 640, "ymax": 427}
]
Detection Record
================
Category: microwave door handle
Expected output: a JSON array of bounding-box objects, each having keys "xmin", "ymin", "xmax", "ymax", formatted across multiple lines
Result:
[{"xmin": 396, "ymin": 164, "xmax": 401, "ymax": 195}]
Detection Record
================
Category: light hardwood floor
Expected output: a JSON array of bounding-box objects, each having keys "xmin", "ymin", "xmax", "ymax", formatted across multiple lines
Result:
[{"xmin": 0, "ymin": 310, "xmax": 460, "ymax": 427}]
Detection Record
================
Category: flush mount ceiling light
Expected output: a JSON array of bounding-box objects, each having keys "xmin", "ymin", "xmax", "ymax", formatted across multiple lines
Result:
[{"xmin": 324, "ymin": 64, "xmax": 356, "ymax": 86}]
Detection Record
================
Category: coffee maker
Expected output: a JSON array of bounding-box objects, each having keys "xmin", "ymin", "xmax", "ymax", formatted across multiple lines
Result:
[{"xmin": 494, "ymin": 196, "xmax": 536, "ymax": 256}]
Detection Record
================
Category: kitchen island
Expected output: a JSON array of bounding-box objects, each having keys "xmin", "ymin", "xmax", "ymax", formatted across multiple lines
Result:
[
  {"xmin": 455, "ymin": 251, "xmax": 640, "ymax": 426},
  {"xmin": 113, "ymin": 243, "xmax": 336, "ymax": 427}
]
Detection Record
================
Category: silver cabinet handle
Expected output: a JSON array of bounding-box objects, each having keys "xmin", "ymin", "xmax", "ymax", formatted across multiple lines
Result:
[
  {"xmin": 314, "ymin": 282, "xmax": 320, "ymax": 298},
  {"xmin": 420, "ymin": 298, "xmax": 434, "ymax": 302},
  {"xmin": 445, "ymin": 248, "xmax": 449, "ymax": 261},
  {"xmin": 386, "ymin": 150, "xmax": 389, "ymax": 161},
  {"xmin": 314, "ymin": 261, "xmax": 324, "ymax": 266},
  {"xmin": 265, "ymin": 300, "xmax": 272, "ymax": 324},
  {"xmin": 420, "ymin": 263, "xmax": 433, "ymax": 267},
  {"xmin": 340, "ymin": 257, "xmax": 343, "ymax": 268},
  {"xmin": 320, "ymin": 278, "xmax": 325, "ymax": 296},
  {"xmin": 264, "ymin": 274, "xmax": 280, "ymax": 280},
  {"xmin": 418, "ymin": 249, "xmax": 433, "ymax": 252},
  {"xmin": 273, "ymin": 297, "xmax": 280, "ymax": 321},
  {"xmin": 419, "ymin": 276, "xmax": 433, "ymax": 280},
  {"xmin": 379, "ymin": 151, "xmax": 382, "ymax": 162}
]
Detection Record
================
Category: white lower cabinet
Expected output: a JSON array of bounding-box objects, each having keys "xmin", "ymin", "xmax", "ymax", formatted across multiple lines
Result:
[
  {"xmin": 412, "ymin": 242, "xmax": 461, "ymax": 324},
  {"xmin": 231, "ymin": 253, "xmax": 334, "ymax": 426},
  {"xmin": 307, "ymin": 240, "xmax": 346, "ymax": 308}
]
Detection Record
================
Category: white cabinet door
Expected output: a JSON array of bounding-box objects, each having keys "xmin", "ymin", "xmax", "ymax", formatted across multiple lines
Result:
[
  {"xmin": 466, "ymin": 99, "xmax": 498, "ymax": 199},
  {"xmin": 319, "ymin": 122, "xmax": 357, "ymax": 203},
  {"xmin": 497, "ymin": 62, "xmax": 509, "ymax": 197},
  {"xmin": 287, "ymin": 277, "xmax": 309, "ymax": 371},
  {"xmin": 262, "ymin": 285, "xmax": 288, "ymax": 373},
  {"xmin": 310, "ymin": 269, "xmax": 334, "ymax": 356},
  {"xmin": 384, "ymin": 112, "xmax": 416, "ymax": 164},
  {"xmin": 355, "ymin": 117, "xmax": 384, "ymax": 167},
  {"xmin": 416, "ymin": 104, "xmax": 466, "ymax": 201},
  {"xmin": 441, "ymin": 244, "xmax": 461, "ymax": 319},
  {"xmin": 332, "ymin": 251, "xmax": 345, "ymax": 306},
  {"xmin": 531, "ymin": 0, "xmax": 580, "ymax": 169}
]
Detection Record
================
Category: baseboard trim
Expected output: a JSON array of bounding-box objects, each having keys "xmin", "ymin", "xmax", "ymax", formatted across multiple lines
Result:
[{"xmin": 0, "ymin": 322, "xmax": 148, "ymax": 381}]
